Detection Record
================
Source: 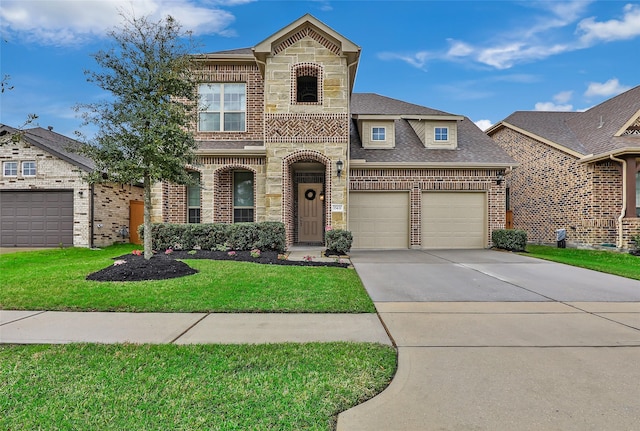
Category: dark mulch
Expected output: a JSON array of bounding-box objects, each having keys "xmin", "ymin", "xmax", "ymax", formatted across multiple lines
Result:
[{"xmin": 87, "ymin": 250, "xmax": 349, "ymax": 282}]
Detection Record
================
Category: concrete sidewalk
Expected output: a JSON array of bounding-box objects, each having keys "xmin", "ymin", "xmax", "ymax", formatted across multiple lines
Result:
[{"xmin": 0, "ymin": 310, "xmax": 392, "ymax": 345}]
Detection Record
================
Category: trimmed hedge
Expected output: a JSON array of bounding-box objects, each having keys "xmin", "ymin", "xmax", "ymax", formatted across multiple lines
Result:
[
  {"xmin": 140, "ymin": 222, "xmax": 286, "ymax": 252},
  {"xmin": 325, "ymin": 229, "xmax": 353, "ymax": 255},
  {"xmin": 492, "ymin": 229, "xmax": 527, "ymax": 252}
]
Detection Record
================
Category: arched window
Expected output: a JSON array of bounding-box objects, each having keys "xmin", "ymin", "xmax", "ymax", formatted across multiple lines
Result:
[{"xmin": 292, "ymin": 63, "xmax": 322, "ymax": 105}]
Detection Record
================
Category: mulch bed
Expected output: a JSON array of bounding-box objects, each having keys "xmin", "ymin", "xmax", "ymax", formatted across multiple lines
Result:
[{"xmin": 86, "ymin": 250, "xmax": 349, "ymax": 282}]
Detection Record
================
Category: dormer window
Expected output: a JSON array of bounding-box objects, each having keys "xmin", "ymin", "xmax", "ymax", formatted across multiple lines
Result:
[
  {"xmin": 372, "ymin": 127, "xmax": 386, "ymax": 141},
  {"xmin": 292, "ymin": 63, "xmax": 322, "ymax": 105},
  {"xmin": 435, "ymin": 127, "xmax": 449, "ymax": 141}
]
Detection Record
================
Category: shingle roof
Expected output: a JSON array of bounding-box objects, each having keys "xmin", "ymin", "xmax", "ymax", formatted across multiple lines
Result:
[
  {"xmin": 492, "ymin": 85, "xmax": 640, "ymax": 157},
  {"xmin": 1, "ymin": 124, "xmax": 95, "ymax": 171},
  {"xmin": 349, "ymin": 94, "xmax": 516, "ymax": 165},
  {"xmin": 204, "ymin": 47, "xmax": 254, "ymax": 56},
  {"xmin": 196, "ymin": 140, "xmax": 264, "ymax": 151}
]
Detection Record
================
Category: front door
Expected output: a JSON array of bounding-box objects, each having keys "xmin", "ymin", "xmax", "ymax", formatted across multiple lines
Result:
[{"xmin": 298, "ymin": 183, "xmax": 323, "ymax": 243}]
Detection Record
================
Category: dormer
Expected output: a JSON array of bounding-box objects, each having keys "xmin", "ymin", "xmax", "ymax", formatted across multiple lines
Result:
[
  {"xmin": 353, "ymin": 115, "xmax": 399, "ymax": 149},
  {"xmin": 406, "ymin": 116, "xmax": 463, "ymax": 150}
]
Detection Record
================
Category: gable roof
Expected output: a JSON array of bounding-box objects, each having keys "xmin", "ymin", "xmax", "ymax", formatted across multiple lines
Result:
[
  {"xmin": 488, "ymin": 85, "xmax": 640, "ymax": 161},
  {"xmin": 350, "ymin": 94, "xmax": 516, "ymax": 167},
  {"xmin": 0, "ymin": 124, "xmax": 95, "ymax": 172}
]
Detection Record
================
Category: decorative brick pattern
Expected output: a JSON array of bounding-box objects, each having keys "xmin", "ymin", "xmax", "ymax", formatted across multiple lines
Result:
[
  {"xmin": 273, "ymin": 27, "xmax": 341, "ymax": 56},
  {"xmin": 350, "ymin": 168, "xmax": 506, "ymax": 247},
  {"xmin": 265, "ymin": 113, "xmax": 349, "ymax": 143},
  {"xmin": 490, "ymin": 127, "xmax": 635, "ymax": 247}
]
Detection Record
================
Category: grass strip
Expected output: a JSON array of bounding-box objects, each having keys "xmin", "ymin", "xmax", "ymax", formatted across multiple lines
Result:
[
  {"xmin": 524, "ymin": 245, "xmax": 640, "ymax": 280},
  {"xmin": 0, "ymin": 343, "xmax": 396, "ymax": 430},
  {"xmin": 0, "ymin": 245, "xmax": 374, "ymax": 313}
]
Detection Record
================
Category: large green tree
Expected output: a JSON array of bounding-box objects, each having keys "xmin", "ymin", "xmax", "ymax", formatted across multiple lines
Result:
[{"xmin": 77, "ymin": 13, "xmax": 199, "ymax": 259}]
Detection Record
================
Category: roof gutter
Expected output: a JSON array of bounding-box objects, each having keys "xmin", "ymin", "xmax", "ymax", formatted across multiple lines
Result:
[
  {"xmin": 609, "ymin": 154, "xmax": 626, "ymax": 249},
  {"xmin": 348, "ymin": 161, "xmax": 518, "ymax": 169},
  {"xmin": 579, "ymin": 147, "xmax": 640, "ymax": 164},
  {"xmin": 195, "ymin": 147, "xmax": 267, "ymax": 156}
]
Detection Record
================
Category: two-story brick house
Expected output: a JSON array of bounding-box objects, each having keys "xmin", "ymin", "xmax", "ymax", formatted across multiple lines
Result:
[
  {"xmin": 487, "ymin": 85, "xmax": 640, "ymax": 249},
  {"xmin": 152, "ymin": 14, "xmax": 516, "ymax": 249}
]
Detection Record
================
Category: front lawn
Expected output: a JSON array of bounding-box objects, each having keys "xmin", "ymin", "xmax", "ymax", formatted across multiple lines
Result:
[
  {"xmin": 0, "ymin": 245, "xmax": 375, "ymax": 312},
  {"xmin": 524, "ymin": 244, "xmax": 640, "ymax": 280},
  {"xmin": 0, "ymin": 343, "xmax": 396, "ymax": 430}
]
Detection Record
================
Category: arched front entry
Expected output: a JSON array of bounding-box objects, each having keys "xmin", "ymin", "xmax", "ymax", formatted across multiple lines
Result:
[{"xmin": 282, "ymin": 150, "xmax": 332, "ymax": 246}]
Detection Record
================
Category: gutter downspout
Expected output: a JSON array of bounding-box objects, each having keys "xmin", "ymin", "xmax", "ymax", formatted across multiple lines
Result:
[
  {"xmin": 90, "ymin": 183, "xmax": 95, "ymax": 249},
  {"xmin": 609, "ymin": 154, "xmax": 626, "ymax": 248}
]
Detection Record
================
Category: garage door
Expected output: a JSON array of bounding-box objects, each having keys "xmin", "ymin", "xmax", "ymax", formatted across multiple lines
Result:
[
  {"xmin": 0, "ymin": 190, "xmax": 74, "ymax": 247},
  {"xmin": 422, "ymin": 192, "xmax": 486, "ymax": 249},
  {"xmin": 349, "ymin": 192, "xmax": 409, "ymax": 249}
]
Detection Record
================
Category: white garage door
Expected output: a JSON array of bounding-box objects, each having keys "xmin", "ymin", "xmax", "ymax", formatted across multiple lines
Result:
[
  {"xmin": 0, "ymin": 190, "xmax": 74, "ymax": 247},
  {"xmin": 422, "ymin": 192, "xmax": 486, "ymax": 249},
  {"xmin": 349, "ymin": 192, "xmax": 409, "ymax": 249}
]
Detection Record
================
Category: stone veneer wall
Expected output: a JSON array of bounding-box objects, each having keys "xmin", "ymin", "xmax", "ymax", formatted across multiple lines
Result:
[
  {"xmin": 1, "ymin": 139, "xmax": 143, "ymax": 247},
  {"xmin": 349, "ymin": 168, "xmax": 506, "ymax": 247},
  {"xmin": 490, "ymin": 127, "xmax": 630, "ymax": 247}
]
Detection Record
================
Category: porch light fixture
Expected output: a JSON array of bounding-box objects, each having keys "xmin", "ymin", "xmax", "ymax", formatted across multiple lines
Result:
[
  {"xmin": 319, "ymin": 189, "xmax": 325, "ymax": 201},
  {"xmin": 496, "ymin": 174, "xmax": 504, "ymax": 185},
  {"xmin": 336, "ymin": 160, "xmax": 344, "ymax": 178}
]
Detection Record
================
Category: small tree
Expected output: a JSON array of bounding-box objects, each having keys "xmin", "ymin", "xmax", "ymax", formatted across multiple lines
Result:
[{"xmin": 76, "ymin": 13, "xmax": 199, "ymax": 259}]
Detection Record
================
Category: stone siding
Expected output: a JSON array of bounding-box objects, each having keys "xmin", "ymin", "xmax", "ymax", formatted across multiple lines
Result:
[
  {"xmin": 92, "ymin": 183, "xmax": 144, "ymax": 247},
  {"xmin": 350, "ymin": 168, "xmax": 506, "ymax": 247}
]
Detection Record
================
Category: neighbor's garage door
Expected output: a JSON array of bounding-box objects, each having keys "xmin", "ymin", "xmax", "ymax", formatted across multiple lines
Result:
[
  {"xmin": 0, "ymin": 190, "xmax": 74, "ymax": 247},
  {"xmin": 349, "ymin": 192, "xmax": 409, "ymax": 249},
  {"xmin": 422, "ymin": 192, "xmax": 486, "ymax": 249}
]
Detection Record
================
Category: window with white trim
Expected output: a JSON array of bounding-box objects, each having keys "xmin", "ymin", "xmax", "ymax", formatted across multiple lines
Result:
[
  {"xmin": 435, "ymin": 127, "xmax": 448, "ymax": 141},
  {"xmin": 198, "ymin": 83, "xmax": 246, "ymax": 132},
  {"xmin": 372, "ymin": 127, "xmax": 386, "ymax": 141},
  {"xmin": 3, "ymin": 161, "xmax": 17, "ymax": 176},
  {"xmin": 22, "ymin": 161, "xmax": 36, "ymax": 176},
  {"xmin": 187, "ymin": 171, "xmax": 201, "ymax": 224},
  {"xmin": 233, "ymin": 171, "xmax": 254, "ymax": 223}
]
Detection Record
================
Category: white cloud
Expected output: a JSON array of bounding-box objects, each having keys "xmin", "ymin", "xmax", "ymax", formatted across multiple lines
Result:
[
  {"xmin": 446, "ymin": 40, "xmax": 473, "ymax": 57},
  {"xmin": 377, "ymin": 51, "xmax": 432, "ymax": 70},
  {"xmin": 578, "ymin": 4, "xmax": 640, "ymax": 44},
  {"xmin": 584, "ymin": 78, "xmax": 631, "ymax": 97},
  {"xmin": 474, "ymin": 119, "xmax": 493, "ymax": 131},
  {"xmin": 534, "ymin": 101, "xmax": 573, "ymax": 111},
  {"xmin": 553, "ymin": 90, "xmax": 573, "ymax": 104},
  {"xmin": 0, "ymin": 0, "xmax": 244, "ymax": 45}
]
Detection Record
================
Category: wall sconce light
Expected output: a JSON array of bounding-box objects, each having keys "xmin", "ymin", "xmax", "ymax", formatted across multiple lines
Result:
[
  {"xmin": 319, "ymin": 189, "xmax": 325, "ymax": 201},
  {"xmin": 78, "ymin": 190, "xmax": 84, "ymax": 197},
  {"xmin": 336, "ymin": 160, "xmax": 344, "ymax": 178},
  {"xmin": 496, "ymin": 174, "xmax": 504, "ymax": 185}
]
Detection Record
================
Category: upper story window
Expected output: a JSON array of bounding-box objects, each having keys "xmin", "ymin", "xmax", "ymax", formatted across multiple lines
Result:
[
  {"xmin": 372, "ymin": 127, "xmax": 386, "ymax": 141},
  {"xmin": 198, "ymin": 83, "xmax": 246, "ymax": 132},
  {"xmin": 3, "ymin": 161, "xmax": 17, "ymax": 177},
  {"xmin": 22, "ymin": 161, "xmax": 36, "ymax": 176},
  {"xmin": 435, "ymin": 127, "xmax": 449, "ymax": 141},
  {"xmin": 292, "ymin": 63, "xmax": 322, "ymax": 105}
]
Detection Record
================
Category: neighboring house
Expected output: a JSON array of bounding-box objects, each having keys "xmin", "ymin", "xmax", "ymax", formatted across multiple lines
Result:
[
  {"xmin": 152, "ymin": 14, "xmax": 515, "ymax": 249},
  {"xmin": 487, "ymin": 85, "xmax": 640, "ymax": 249},
  {"xmin": 0, "ymin": 124, "xmax": 144, "ymax": 248}
]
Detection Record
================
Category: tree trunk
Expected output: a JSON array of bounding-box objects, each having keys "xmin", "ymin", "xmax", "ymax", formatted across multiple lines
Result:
[{"xmin": 143, "ymin": 174, "xmax": 153, "ymax": 260}]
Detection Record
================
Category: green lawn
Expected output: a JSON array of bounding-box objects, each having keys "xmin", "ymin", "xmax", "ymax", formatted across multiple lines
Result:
[
  {"xmin": 524, "ymin": 244, "xmax": 640, "ymax": 280},
  {"xmin": 0, "ymin": 343, "xmax": 396, "ymax": 430},
  {"xmin": 0, "ymin": 245, "xmax": 375, "ymax": 312}
]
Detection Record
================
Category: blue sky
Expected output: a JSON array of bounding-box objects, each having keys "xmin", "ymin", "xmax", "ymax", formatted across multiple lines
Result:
[{"xmin": 1, "ymin": 0, "xmax": 639, "ymax": 138}]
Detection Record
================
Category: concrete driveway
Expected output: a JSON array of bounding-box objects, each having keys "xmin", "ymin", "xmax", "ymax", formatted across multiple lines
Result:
[{"xmin": 337, "ymin": 249, "xmax": 640, "ymax": 431}]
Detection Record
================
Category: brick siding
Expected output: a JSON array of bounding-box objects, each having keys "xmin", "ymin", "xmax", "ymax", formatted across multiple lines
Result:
[{"xmin": 490, "ymin": 127, "xmax": 632, "ymax": 247}]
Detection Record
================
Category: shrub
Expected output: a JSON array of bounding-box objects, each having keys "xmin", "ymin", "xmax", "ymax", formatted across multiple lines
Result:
[
  {"xmin": 492, "ymin": 229, "xmax": 527, "ymax": 252},
  {"xmin": 325, "ymin": 229, "xmax": 353, "ymax": 255},
  {"xmin": 142, "ymin": 222, "xmax": 285, "ymax": 252}
]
